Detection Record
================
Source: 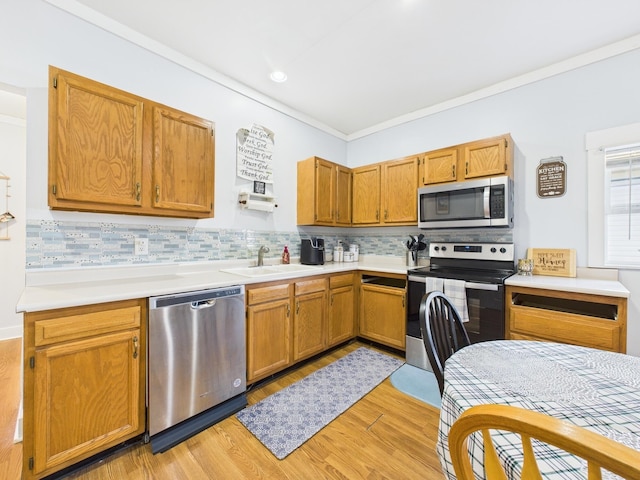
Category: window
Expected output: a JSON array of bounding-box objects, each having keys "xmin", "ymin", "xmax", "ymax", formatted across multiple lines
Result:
[{"xmin": 586, "ymin": 123, "xmax": 640, "ymax": 268}]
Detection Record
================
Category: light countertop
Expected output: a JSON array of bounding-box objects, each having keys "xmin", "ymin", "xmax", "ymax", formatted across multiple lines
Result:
[
  {"xmin": 17, "ymin": 255, "xmax": 416, "ymax": 313},
  {"xmin": 505, "ymin": 273, "xmax": 629, "ymax": 298}
]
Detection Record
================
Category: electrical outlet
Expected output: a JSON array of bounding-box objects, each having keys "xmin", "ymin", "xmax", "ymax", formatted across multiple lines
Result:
[{"xmin": 134, "ymin": 237, "xmax": 149, "ymax": 255}]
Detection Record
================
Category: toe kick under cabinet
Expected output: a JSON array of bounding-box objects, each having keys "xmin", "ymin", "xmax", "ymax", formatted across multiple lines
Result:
[{"xmin": 505, "ymin": 285, "xmax": 627, "ymax": 353}]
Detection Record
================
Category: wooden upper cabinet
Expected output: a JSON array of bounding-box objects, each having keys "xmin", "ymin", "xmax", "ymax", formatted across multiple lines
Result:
[
  {"xmin": 48, "ymin": 66, "xmax": 215, "ymax": 218},
  {"xmin": 152, "ymin": 107, "xmax": 214, "ymax": 214},
  {"xmin": 335, "ymin": 165, "xmax": 352, "ymax": 225},
  {"xmin": 352, "ymin": 164, "xmax": 381, "ymax": 225},
  {"xmin": 421, "ymin": 134, "xmax": 513, "ymax": 185},
  {"xmin": 381, "ymin": 155, "xmax": 419, "ymax": 224},
  {"xmin": 49, "ymin": 68, "xmax": 144, "ymax": 208},
  {"xmin": 423, "ymin": 147, "xmax": 458, "ymax": 185},
  {"xmin": 463, "ymin": 135, "xmax": 511, "ymax": 180},
  {"xmin": 297, "ymin": 156, "xmax": 351, "ymax": 226},
  {"xmin": 353, "ymin": 156, "xmax": 418, "ymax": 226}
]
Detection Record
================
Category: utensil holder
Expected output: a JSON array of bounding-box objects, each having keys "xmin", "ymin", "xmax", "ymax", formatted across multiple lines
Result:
[{"xmin": 406, "ymin": 250, "xmax": 417, "ymax": 267}]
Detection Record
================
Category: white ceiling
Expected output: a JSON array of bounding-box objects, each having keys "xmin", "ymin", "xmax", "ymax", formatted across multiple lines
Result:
[{"xmin": 49, "ymin": 0, "xmax": 640, "ymax": 139}]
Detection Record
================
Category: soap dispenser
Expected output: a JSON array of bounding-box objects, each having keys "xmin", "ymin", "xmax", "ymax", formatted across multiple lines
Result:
[{"xmin": 282, "ymin": 245, "xmax": 290, "ymax": 264}]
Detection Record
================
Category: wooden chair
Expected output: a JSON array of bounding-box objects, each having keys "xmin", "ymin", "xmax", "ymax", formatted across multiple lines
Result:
[
  {"xmin": 419, "ymin": 291, "xmax": 470, "ymax": 395},
  {"xmin": 448, "ymin": 404, "xmax": 640, "ymax": 480}
]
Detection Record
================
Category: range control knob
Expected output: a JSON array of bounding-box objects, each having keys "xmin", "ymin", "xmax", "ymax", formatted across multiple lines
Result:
[
  {"xmin": 433, "ymin": 246, "xmax": 440, "ymax": 251},
  {"xmin": 500, "ymin": 247, "xmax": 507, "ymax": 253},
  {"xmin": 490, "ymin": 247, "xmax": 497, "ymax": 253},
  {"xmin": 441, "ymin": 246, "xmax": 447, "ymax": 251}
]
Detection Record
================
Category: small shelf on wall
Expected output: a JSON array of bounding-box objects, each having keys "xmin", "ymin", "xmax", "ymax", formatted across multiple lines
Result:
[
  {"xmin": 238, "ymin": 192, "xmax": 278, "ymax": 213},
  {"xmin": 0, "ymin": 172, "xmax": 14, "ymax": 240}
]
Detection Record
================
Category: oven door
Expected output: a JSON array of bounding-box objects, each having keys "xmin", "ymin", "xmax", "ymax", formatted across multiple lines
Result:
[
  {"xmin": 405, "ymin": 276, "xmax": 505, "ymax": 370},
  {"xmin": 464, "ymin": 281, "xmax": 505, "ymax": 343}
]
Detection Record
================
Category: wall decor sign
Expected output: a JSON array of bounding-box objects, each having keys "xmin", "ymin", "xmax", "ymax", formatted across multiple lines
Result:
[
  {"xmin": 537, "ymin": 156, "xmax": 566, "ymax": 198},
  {"xmin": 526, "ymin": 248, "xmax": 576, "ymax": 277},
  {"xmin": 236, "ymin": 124, "xmax": 274, "ymax": 183}
]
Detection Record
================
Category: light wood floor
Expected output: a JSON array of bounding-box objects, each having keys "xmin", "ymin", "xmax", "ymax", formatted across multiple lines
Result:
[{"xmin": 1, "ymin": 339, "xmax": 445, "ymax": 479}]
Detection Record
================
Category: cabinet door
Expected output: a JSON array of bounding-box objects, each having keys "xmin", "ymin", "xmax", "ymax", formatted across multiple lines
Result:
[
  {"xmin": 32, "ymin": 329, "xmax": 141, "ymax": 475},
  {"xmin": 328, "ymin": 285, "xmax": 355, "ymax": 347},
  {"xmin": 423, "ymin": 147, "xmax": 458, "ymax": 184},
  {"xmin": 49, "ymin": 69, "xmax": 144, "ymax": 208},
  {"xmin": 335, "ymin": 165, "xmax": 352, "ymax": 225},
  {"xmin": 153, "ymin": 106, "xmax": 215, "ymax": 215},
  {"xmin": 314, "ymin": 158, "xmax": 335, "ymax": 224},
  {"xmin": 463, "ymin": 137, "xmax": 507, "ymax": 179},
  {"xmin": 293, "ymin": 291, "xmax": 326, "ymax": 361},
  {"xmin": 352, "ymin": 164, "xmax": 381, "ymax": 224},
  {"xmin": 382, "ymin": 156, "xmax": 418, "ymax": 224},
  {"xmin": 247, "ymin": 298, "xmax": 291, "ymax": 382},
  {"xmin": 359, "ymin": 284, "xmax": 406, "ymax": 349}
]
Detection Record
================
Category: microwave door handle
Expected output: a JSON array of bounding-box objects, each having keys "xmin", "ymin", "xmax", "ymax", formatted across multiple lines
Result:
[{"xmin": 483, "ymin": 186, "xmax": 491, "ymax": 218}]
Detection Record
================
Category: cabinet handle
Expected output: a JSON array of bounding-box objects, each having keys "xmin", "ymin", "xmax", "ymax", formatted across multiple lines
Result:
[
  {"xmin": 296, "ymin": 300, "xmax": 300, "ymax": 315},
  {"xmin": 286, "ymin": 304, "xmax": 290, "ymax": 317},
  {"xmin": 135, "ymin": 182, "xmax": 141, "ymax": 201},
  {"xmin": 452, "ymin": 165, "xmax": 456, "ymax": 178},
  {"xmin": 384, "ymin": 210, "xmax": 388, "ymax": 220},
  {"xmin": 155, "ymin": 185, "xmax": 160, "ymax": 203},
  {"xmin": 376, "ymin": 210, "xmax": 379, "ymax": 221},
  {"xmin": 465, "ymin": 162, "xmax": 468, "ymax": 175},
  {"xmin": 132, "ymin": 336, "xmax": 139, "ymax": 359},
  {"xmin": 331, "ymin": 294, "xmax": 334, "ymax": 305}
]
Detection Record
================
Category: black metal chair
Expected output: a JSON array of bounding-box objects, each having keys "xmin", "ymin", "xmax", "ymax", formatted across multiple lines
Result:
[{"xmin": 419, "ymin": 291, "xmax": 470, "ymax": 395}]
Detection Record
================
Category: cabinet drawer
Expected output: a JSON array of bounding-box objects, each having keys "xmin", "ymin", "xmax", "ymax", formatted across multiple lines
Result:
[
  {"xmin": 510, "ymin": 307, "xmax": 620, "ymax": 351},
  {"xmin": 330, "ymin": 273, "xmax": 354, "ymax": 288},
  {"xmin": 247, "ymin": 283, "xmax": 291, "ymax": 305},
  {"xmin": 295, "ymin": 278, "xmax": 327, "ymax": 295},
  {"xmin": 34, "ymin": 305, "xmax": 141, "ymax": 347}
]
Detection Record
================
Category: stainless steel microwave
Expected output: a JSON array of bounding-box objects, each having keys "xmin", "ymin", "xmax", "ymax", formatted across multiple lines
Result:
[{"xmin": 418, "ymin": 175, "xmax": 513, "ymax": 229}]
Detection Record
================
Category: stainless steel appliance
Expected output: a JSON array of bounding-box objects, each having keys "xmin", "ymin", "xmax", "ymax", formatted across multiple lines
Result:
[
  {"xmin": 301, "ymin": 237, "xmax": 324, "ymax": 265},
  {"xmin": 406, "ymin": 242, "xmax": 515, "ymax": 370},
  {"xmin": 418, "ymin": 175, "xmax": 513, "ymax": 229},
  {"xmin": 148, "ymin": 286, "xmax": 247, "ymax": 453}
]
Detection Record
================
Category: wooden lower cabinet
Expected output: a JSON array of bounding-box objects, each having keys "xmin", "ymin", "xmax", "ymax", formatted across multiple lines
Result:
[
  {"xmin": 293, "ymin": 278, "xmax": 327, "ymax": 361},
  {"xmin": 246, "ymin": 282, "xmax": 293, "ymax": 383},
  {"xmin": 328, "ymin": 273, "xmax": 356, "ymax": 347},
  {"xmin": 505, "ymin": 285, "xmax": 627, "ymax": 353},
  {"xmin": 23, "ymin": 299, "xmax": 146, "ymax": 479},
  {"xmin": 246, "ymin": 273, "xmax": 357, "ymax": 384},
  {"xmin": 359, "ymin": 277, "xmax": 406, "ymax": 349}
]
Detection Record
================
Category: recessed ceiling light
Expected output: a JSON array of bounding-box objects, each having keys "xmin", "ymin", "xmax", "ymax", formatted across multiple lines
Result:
[{"xmin": 270, "ymin": 71, "xmax": 287, "ymax": 83}]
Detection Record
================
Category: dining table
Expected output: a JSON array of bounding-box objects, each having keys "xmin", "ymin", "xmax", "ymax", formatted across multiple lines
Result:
[{"xmin": 436, "ymin": 340, "xmax": 640, "ymax": 480}]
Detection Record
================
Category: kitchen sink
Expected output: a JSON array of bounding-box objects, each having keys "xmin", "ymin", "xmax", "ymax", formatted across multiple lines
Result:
[{"xmin": 220, "ymin": 264, "xmax": 321, "ymax": 277}]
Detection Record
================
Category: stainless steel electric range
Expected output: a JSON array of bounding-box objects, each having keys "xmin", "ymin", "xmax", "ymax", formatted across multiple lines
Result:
[{"xmin": 406, "ymin": 242, "xmax": 515, "ymax": 371}]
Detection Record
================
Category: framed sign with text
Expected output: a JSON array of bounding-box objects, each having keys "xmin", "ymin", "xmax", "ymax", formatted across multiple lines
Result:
[
  {"xmin": 537, "ymin": 156, "xmax": 566, "ymax": 198},
  {"xmin": 236, "ymin": 124, "xmax": 274, "ymax": 184}
]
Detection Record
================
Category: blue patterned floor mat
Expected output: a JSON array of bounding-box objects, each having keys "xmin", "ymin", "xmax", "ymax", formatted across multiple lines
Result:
[{"xmin": 236, "ymin": 347, "xmax": 403, "ymax": 459}]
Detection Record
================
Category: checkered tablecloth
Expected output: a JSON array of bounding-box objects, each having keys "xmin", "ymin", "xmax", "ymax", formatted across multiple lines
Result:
[{"xmin": 437, "ymin": 340, "xmax": 640, "ymax": 480}]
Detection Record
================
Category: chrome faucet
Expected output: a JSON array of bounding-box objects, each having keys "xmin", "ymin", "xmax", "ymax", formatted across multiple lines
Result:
[{"xmin": 257, "ymin": 246, "xmax": 270, "ymax": 266}]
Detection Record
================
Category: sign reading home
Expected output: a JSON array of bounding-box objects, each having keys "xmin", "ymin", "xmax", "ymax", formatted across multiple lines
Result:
[
  {"xmin": 526, "ymin": 248, "xmax": 576, "ymax": 277},
  {"xmin": 537, "ymin": 156, "xmax": 566, "ymax": 198},
  {"xmin": 236, "ymin": 124, "xmax": 274, "ymax": 183}
]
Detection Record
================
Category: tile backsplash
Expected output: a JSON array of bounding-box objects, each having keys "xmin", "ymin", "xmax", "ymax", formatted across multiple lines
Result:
[{"xmin": 26, "ymin": 220, "xmax": 513, "ymax": 269}]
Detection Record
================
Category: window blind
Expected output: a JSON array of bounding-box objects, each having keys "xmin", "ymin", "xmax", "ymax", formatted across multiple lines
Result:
[{"xmin": 604, "ymin": 144, "xmax": 640, "ymax": 266}]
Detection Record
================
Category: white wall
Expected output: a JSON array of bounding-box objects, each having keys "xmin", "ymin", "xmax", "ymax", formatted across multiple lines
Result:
[
  {"xmin": 0, "ymin": 90, "xmax": 26, "ymax": 339},
  {"xmin": 348, "ymin": 49, "xmax": 640, "ymax": 356}
]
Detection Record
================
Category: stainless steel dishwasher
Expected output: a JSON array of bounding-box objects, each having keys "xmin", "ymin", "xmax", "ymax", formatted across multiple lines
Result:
[{"xmin": 148, "ymin": 285, "xmax": 246, "ymax": 453}]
